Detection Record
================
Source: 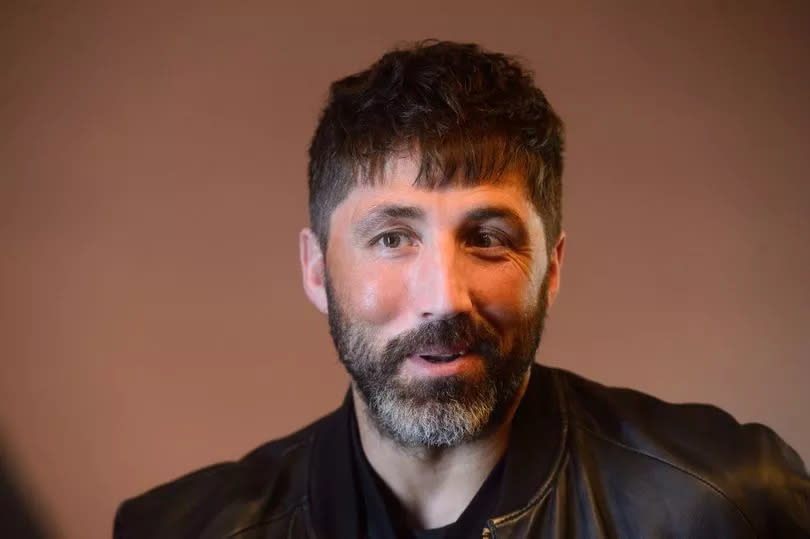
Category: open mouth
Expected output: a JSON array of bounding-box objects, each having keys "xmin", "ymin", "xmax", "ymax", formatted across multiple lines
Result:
[{"xmin": 418, "ymin": 352, "xmax": 465, "ymax": 363}]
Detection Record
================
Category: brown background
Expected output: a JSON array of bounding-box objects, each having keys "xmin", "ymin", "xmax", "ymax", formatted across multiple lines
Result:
[{"xmin": 2, "ymin": 2, "xmax": 809, "ymax": 537}]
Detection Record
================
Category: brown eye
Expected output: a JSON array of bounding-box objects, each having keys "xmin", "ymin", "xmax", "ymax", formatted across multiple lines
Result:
[
  {"xmin": 381, "ymin": 233, "xmax": 403, "ymax": 248},
  {"xmin": 469, "ymin": 231, "xmax": 501, "ymax": 248},
  {"xmin": 473, "ymin": 233, "xmax": 491, "ymax": 247}
]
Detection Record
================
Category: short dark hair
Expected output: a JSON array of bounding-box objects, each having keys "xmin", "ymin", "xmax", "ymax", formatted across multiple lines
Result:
[{"xmin": 307, "ymin": 40, "xmax": 564, "ymax": 256}]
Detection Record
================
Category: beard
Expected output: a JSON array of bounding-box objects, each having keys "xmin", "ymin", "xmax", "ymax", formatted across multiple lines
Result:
[{"xmin": 325, "ymin": 275, "xmax": 549, "ymax": 448}]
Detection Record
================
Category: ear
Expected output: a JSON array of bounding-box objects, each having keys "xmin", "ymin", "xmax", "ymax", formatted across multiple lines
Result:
[
  {"xmin": 299, "ymin": 228, "xmax": 328, "ymax": 314},
  {"xmin": 545, "ymin": 231, "xmax": 566, "ymax": 308}
]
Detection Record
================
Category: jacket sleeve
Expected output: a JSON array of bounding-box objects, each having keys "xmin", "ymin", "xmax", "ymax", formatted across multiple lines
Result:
[
  {"xmin": 737, "ymin": 422, "xmax": 810, "ymax": 536},
  {"xmin": 112, "ymin": 501, "xmax": 127, "ymax": 539},
  {"xmin": 111, "ymin": 463, "xmax": 233, "ymax": 539}
]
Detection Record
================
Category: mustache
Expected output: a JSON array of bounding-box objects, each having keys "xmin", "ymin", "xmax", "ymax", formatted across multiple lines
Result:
[{"xmin": 380, "ymin": 315, "xmax": 501, "ymax": 366}]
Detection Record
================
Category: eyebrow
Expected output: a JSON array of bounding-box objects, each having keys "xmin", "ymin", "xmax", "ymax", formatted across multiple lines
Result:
[
  {"xmin": 352, "ymin": 203, "xmax": 529, "ymax": 240},
  {"xmin": 463, "ymin": 206, "xmax": 530, "ymax": 244},
  {"xmin": 463, "ymin": 206, "xmax": 525, "ymax": 227},
  {"xmin": 353, "ymin": 204, "xmax": 426, "ymax": 238}
]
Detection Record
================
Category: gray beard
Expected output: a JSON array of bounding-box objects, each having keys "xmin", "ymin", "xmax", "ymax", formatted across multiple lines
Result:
[
  {"xmin": 325, "ymin": 274, "xmax": 548, "ymax": 448},
  {"xmin": 367, "ymin": 375, "xmax": 499, "ymax": 447}
]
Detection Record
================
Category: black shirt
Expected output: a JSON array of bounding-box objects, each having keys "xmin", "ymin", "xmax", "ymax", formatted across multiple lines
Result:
[{"xmin": 349, "ymin": 409, "xmax": 506, "ymax": 539}]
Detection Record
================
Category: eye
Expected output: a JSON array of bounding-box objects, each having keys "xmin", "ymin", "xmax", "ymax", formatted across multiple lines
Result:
[
  {"xmin": 373, "ymin": 231, "xmax": 415, "ymax": 250},
  {"xmin": 467, "ymin": 230, "xmax": 506, "ymax": 249},
  {"xmin": 381, "ymin": 232, "xmax": 403, "ymax": 248}
]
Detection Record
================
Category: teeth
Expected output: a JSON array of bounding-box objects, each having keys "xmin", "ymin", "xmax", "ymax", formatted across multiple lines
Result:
[{"xmin": 420, "ymin": 353, "xmax": 463, "ymax": 363}]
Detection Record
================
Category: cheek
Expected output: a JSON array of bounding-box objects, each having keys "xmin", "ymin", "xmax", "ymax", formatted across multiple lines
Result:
[
  {"xmin": 342, "ymin": 263, "xmax": 406, "ymax": 325},
  {"xmin": 471, "ymin": 263, "xmax": 542, "ymax": 326}
]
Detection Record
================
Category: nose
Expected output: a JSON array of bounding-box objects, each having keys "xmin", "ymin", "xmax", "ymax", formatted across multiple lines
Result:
[{"xmin": 412, "ymin": 235, "xmax": 473, "ymax": 321}]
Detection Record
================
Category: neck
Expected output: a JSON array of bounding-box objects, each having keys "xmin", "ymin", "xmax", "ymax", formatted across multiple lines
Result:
[{"xmin": 353, "ymin": 369, "xmax": 530, "ymax": 530}]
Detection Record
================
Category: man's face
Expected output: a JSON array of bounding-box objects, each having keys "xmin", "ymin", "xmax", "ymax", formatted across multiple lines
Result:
[{"xmin": 301, "ymin": 156, "xmax": 564, "ymax": 447}]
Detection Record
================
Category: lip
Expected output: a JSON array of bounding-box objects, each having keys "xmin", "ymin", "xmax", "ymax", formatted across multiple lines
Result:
[
  {"xmin": 418, "ymin": 353, "xmax": 463, "ymax": 363},
  {"xmin": 415, "ymin": 347, "xmax": 467, "ymax": 357},
  {"xmin": 403, "ymin": 352, "xmax": 480, "ymax": 377}
]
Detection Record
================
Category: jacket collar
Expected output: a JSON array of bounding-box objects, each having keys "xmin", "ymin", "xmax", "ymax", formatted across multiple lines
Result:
[
  {"xmin": 308, "ymin": 390, "xmax": 362, "ymax": 537},
  {"xmin": 490, "ymin": 363, "xmax": 568, "ymax": 524},
  {"xmin": 307, "ymin": 363, "xmax": 567, "ymax": 536}
]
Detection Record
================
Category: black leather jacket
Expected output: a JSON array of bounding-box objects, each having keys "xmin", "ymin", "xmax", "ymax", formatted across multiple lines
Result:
[{"xmin": 115, "ymin": 364, "xmax": 810, "ymax": 538}]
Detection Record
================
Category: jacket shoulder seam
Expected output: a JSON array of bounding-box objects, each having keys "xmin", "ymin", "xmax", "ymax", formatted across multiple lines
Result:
[
  {"xmin": 575, "ymin": 422, "xmax": 757, "ymax": 535},
  {"xmin": 225, "ymin": 498, "xmax": 309, "ymax": 538},
  {"xmin": 223, "ymin": 434, "xmax": 315, "ymax": 537}
]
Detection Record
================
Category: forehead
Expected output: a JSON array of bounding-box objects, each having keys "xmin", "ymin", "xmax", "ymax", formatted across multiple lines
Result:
[{"xmin": 337, "ymin": 156, "xmax": 540, "ymax": 224}]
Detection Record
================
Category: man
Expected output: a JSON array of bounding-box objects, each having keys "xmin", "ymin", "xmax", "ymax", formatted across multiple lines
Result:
[{"xmin": 114, "ymin": 41, "xmax": 810, "ymax": 538}]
